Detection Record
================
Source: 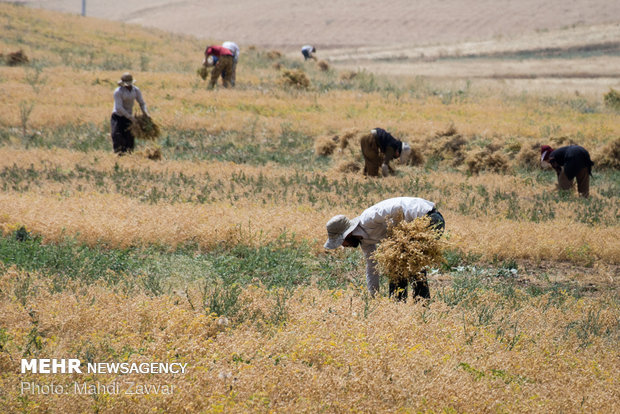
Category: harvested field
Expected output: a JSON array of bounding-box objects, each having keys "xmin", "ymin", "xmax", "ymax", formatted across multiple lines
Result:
[{"xmin": 1, "ymin": 3, "xmax": 618, "ymax": 413}]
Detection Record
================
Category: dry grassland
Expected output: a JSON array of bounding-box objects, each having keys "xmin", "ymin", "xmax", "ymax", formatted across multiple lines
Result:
[
  {"xmin": 2, "ymin": 268, "xmax": 619, "ymax": 413},
  {"xmin": 0, "ymin": 147, "xmax": 617, "ymax": 265}
]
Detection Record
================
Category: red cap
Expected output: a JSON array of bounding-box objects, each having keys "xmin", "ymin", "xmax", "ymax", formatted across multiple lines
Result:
[{"xmin": 540, "ymin": 145, "xmax": 554, "ymax": 162}]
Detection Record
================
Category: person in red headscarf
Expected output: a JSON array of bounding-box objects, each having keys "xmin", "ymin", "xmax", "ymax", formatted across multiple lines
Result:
[{"xmin": 540, "ymin": 144, "xmax": 594, "ymax": 198}]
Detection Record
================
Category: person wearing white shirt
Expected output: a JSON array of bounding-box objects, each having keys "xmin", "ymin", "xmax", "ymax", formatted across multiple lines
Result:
[
  {"xmin": 222, "ymin": 41, "xmax": 240, "ymax": 86},
  {"xmin": 324, "ymin": 197, "xmax": 445, "ymax": 301},
  {"xmin": 111, "ymin": 72, "xmax": 149, "ymax": 154},
  {"xmin": 301, "ymin": 45, "xmax": 316, "ymax": 61}
]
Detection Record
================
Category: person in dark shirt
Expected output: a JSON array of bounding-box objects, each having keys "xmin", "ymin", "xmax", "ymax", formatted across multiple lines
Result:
[
  {"xmin": 360, "ymin": 128, "xmax": 411, "ymax": 177},
  {"xmin": 541, "ymin": 144, "xmax": 594, "ymax": 198}
]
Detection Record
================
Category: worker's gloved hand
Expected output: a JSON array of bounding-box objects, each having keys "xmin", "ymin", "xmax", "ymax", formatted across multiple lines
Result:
[{"xmin": 381, "ymin": 164, "xmax": 390, "ymax": 177}]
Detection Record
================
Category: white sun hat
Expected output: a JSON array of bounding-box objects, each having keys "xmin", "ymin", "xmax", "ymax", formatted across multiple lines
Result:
[{"xmin": 324, "ymin": 215, "xmax": 360, "ymax": 249}]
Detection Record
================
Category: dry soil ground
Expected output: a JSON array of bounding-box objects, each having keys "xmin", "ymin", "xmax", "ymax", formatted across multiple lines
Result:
[{"xmin": 13, "ymin": 0, "xmax": 620, "ymax": 93}]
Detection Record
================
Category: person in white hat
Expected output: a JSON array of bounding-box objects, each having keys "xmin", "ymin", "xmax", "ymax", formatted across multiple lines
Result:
[
  {"xmin": 324, "ymin": 197, "xmax": 444, "ymax": 301},
  {"xmin": 360, "ymin": 128, "xmax": 411, "ymax": 177},
  {"xmin": 111, "ymin": 72, "xmax": 149, "ymax": 154}
]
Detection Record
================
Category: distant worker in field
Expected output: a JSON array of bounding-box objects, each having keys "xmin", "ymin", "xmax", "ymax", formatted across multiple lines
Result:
[
  {"xmin": 222, "ymin": 41, "xmax": 240, "ymax": 86},
  {"xmin": 541, "ymin": 144, "xmax": 594, "ymax": 198},
  {"xmin": 324, "ymin": 197, "xmax": 445, "ymax": 301},
  {"xmin": 111, "ymin": 72, "xmax": 150, "ymax": 155},
  {"xmin": 203, "ymin": 45, "xmax": 234, "ymax": 88},
  {"xmin": 361, "ymin": 128, "xmax": 411, "ymax": 177},
  {"xmin": 301, "ymin": 45, "xmax": 316, "ymax": 61}
]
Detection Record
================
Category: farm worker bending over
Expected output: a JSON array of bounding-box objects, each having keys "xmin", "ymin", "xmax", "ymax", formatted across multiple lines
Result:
[
  {"xmin": 222, "ymin": 41, "xmax": 240, "ymax": 86},
  {"xmin": 111, "ymin": 72, "xmax": 149, "ymax": 155},
  {"xmin": 324, "ymin": 197, "xmax": 445, "ymax": 301},
  {"xmin": 361, "ymin": 128, "xmax": 411, "ymax": 177},
  {"xmin": 301, "ymin": 45, "xmax": 316, "ymax": 61},
  {"xmin": 541, "ymin": 144, "xmax": 594, "ymax": 198},
  {"xmin": 203, "ymin": 45, "xmax": 234, "ymax": 88}
]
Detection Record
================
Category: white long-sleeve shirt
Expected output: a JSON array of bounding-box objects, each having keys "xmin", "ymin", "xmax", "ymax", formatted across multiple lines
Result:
[
  {"xmin": 112, "ymin": 86, "xmax": 148, "ymax": 119},
  {"xmin": 349, "ymin": 197, "xmax": 435, "ymax": 295},
  {"xmin": 222, "ymin": 41, "xmax": 240, "ymax": 61}
]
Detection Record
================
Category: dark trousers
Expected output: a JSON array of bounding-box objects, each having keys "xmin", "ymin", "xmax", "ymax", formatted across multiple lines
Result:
[
  {"xmin": 388, "ymin": 209, "xmax": 445, "ymax": 302},
  {"xmin": 389, "ymin": 276, "xmax": 430, "ymax": 302},
  {"xmin": 209, "ymin": 55, "xmax": 234, "ymax": 88},
  {"xmin": 110, "ymin": 113, "xmax": 134, "ymax": 154},
  {"xmin": 360, "ymin": 133, "xmax": 397, "ymax": 177},
  {"xmin": 557, "ymin": 167, "xmax": 590, "ymax": 198}
]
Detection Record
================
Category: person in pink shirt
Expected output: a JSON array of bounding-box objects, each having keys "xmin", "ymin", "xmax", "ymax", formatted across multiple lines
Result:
[{"xmin": 203, "ymin": 45, "xmax": 234, "ymax": 88}]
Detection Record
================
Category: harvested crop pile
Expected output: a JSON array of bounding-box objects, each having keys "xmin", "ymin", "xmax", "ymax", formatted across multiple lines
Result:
[
  {"xmin": 280, "ymin": 69, "xmax": 310, "ymax": 89},
  {"xmin": 339, "ymin": 71, "xmax": 357, "ymax": 81},
  {"xmin": 338, "ymin": 129, "xmax": 360, "ymax": 150},
  {"xmin": 314, "ymin": 135, "xmax": 339, "ymax": 156},
  {"xmin": 465, "ymin": 148, "xmax": 509, "ymax": 174},
  {"xmin": 404, "ymin": 145, "xmax": 425, "ymax": 166},
  {"xmin": 129, "ymin": 114, "xmax": 161, "ymax": 141},
  {"xmin": 317, "ymin": 60, "xmax": 329, "ymax": 71},
  {"xmin": 593, "ymin": 138, "xmax": 620, "ymax": 169},
  {"xmin": 266, "ymin": 50, "xmax": 282, "ymax": 60},
  {"xmin": 516, "ymin": 143, "xmax": 541, "ymax": 169},
  {"xmin": 6, "ymin": 50, "xmax": 29, "ymax": 66},
  {"xmin": 143, "ymin": 146, "xmax": 162, "ymax": 160},
  {"xmin": 335, "ymin": 160, "xmax": 362, "ymax": 173},
  {"xmin": 428, "ymin": 125, "xmax": 467, "ymax": 167},
  {"xmin": 603, "ymin": 88, "xmax": 620, "ymax": 111},
  {"xmin": 373, "ymin": 214, "xmax": 445, "ymax": 282},
  {"xmin": 197, "ymin": 66, "xmax": 208, "ymax": 80}
]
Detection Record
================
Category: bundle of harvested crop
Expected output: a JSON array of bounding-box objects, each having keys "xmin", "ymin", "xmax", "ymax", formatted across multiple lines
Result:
[
  {"xmin": 197, "ymin": 65, "xmax": 208, "ymax": 80},
  {"xmin": 280, "ymin": 69, "xmax": 310, "ymax": 89},
  {"xmin": 129, "ymin": 114, "xmax": 160, "ymax": 141},
  {"xmin": 373, "ymin": 214, "xmax": 445, "ymax": 282},
  {"xmin": 143, "ymin": 145, "xmax": 162, "ymax": 160}
]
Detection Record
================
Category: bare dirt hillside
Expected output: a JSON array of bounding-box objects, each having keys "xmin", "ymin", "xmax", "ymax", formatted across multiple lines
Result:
[
  {"xmin": 10, "ymin": 0, "xmax": 620, "ymax": 93},
  {"xmin": 13, "ymin": 0, "xmax": 620, "ymax": 50}
]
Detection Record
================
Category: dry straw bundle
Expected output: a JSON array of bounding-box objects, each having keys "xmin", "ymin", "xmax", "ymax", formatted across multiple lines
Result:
[
  {"xmin": 404, "ymin": 144, "xmax": 425, "ymax": 166},
  {"xmin": 603, "ymin": 88, "xmax": 620, "ymax": 111},
  {"xmin": 5, "ymin": 49, "xmax": 29, "ymax": 66},
  {"xmin": 314, "ymin": 134, "xmax": 339, "ymax": 156},
  {"xmin": 335, "ymin": 160, "xmax": 362, "ymax": 173},
  {"xmin": 465, "ymin": 148, "xmax": 509, "ymax": 175},
  {"xmin": 142, "ymin": 145, "xmax": 162, "ymax": 160},
  {"xmin": 373, "ymin": 214, "xmax": 446, "ymax": 282},
  {"xmin": 280, "ymin": 69, "xmax": 310, "ymax": 89},
  {"xmin": 593, "ymin": 138, "xmax": 620, "ymax": 169},
  {"xmin": 197, "ymin": 65, "xmax": 208, "ymax": 80},
  {"xmin": 516, "ymin": 143, "xmax": 541, "ymax": 169},
  {"xmin": 266, "ymin": 50, "xmax": 282, "ymax": 60},
  {"xmin": 317, "ymin": 60, "xmax": 329, "ymax": 71},
  {"xmin": 428, "ymin": 125, "xmax": 467, "ymax": 167},
  {"xmin": 130, "ymin": 114, "xmax": 161, "ymax": 141},
  {"xmin": 339, "ymin": 70, "xmax": 357, "ymax": 81}
]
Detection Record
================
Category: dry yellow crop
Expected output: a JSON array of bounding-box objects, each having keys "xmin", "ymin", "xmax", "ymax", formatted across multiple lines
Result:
[
  {"xmin": 373, "ymin": 215, "xmax": 446, "ymax": 281},
  {"xmin": 1, "ymin": 268, "xmax": 618, "ymax": 413}
]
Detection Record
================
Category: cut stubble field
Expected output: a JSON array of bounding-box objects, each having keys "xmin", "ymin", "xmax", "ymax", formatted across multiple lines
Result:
[{"xmin": 0, "ymin": 3, "xmax": 619, "ymax": 413}]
